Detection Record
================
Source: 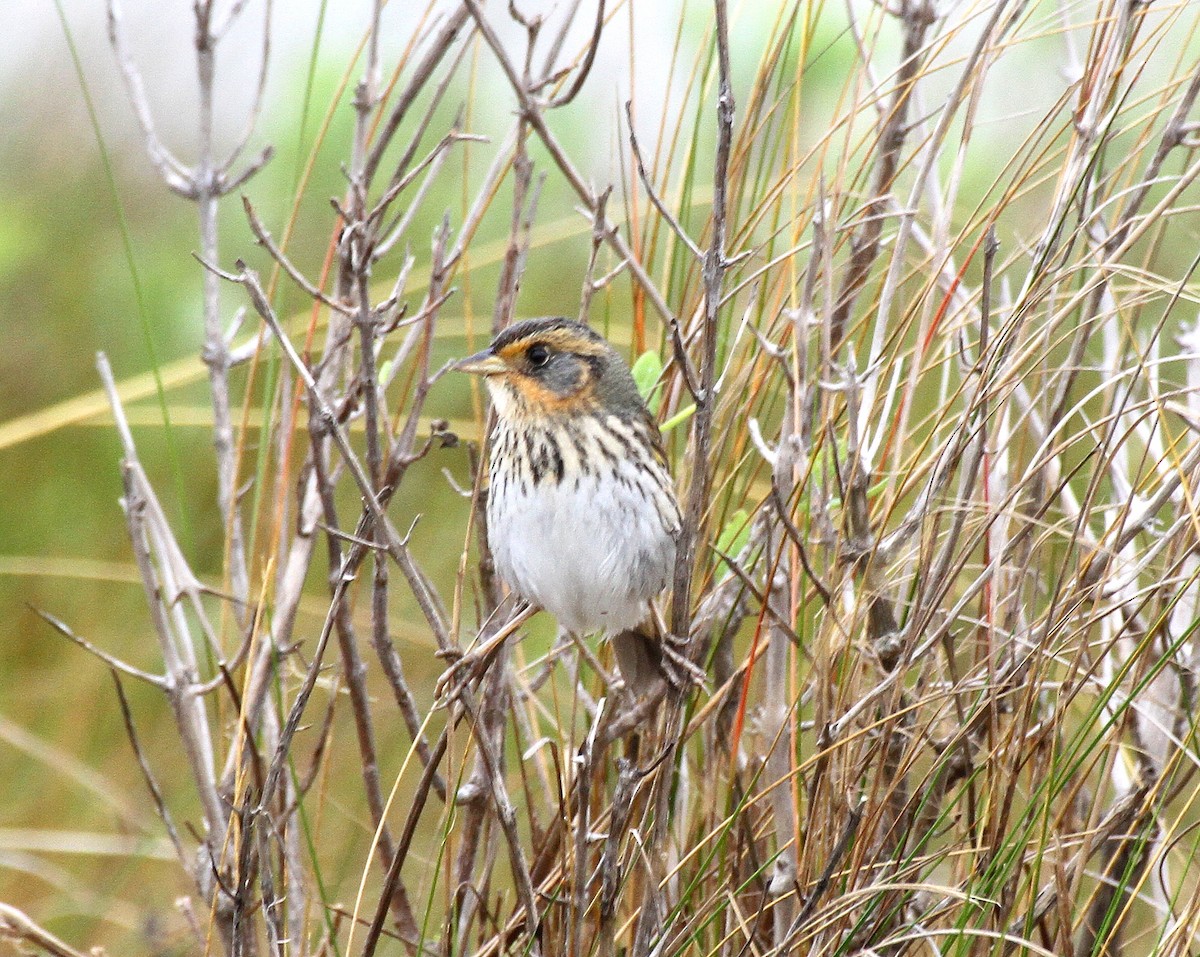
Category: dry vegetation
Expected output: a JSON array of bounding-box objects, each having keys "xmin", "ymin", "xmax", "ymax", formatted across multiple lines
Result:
[{"xmin": 9, "ymin": 0, "xmax": 1200, "ymax": 955}]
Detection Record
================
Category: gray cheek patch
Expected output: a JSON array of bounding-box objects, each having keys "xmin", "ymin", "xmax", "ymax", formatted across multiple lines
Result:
[{"xmin": 541, "ymin": 357, "xmax": 586, "ymax": 398}]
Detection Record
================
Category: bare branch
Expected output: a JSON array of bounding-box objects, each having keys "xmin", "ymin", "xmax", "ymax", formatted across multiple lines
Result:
[
  {"xmin": 32, "ymin": 605, "xmax": 168, "ymax": 689},
  {"xmin": 625, "ymin": 101, "xmax": 703, "ymax": 262},
  {"xmin": 242, "ymin": 197, "xmax": 351, "ymax": 313},
  {"xmin": 106, "ymin": 0, "xmax": 195, "ymax": 196},
  {"xmin": 544, "ymin": 0, "xmax": 606, "ymax": 109}
]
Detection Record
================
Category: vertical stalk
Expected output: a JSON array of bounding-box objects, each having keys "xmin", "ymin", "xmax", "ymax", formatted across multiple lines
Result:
[
  {"xmin": 671, "ymin": 0, "xmax": 735, "ymax": 648},
  {"xmin": 195, "ymin": 0, "xmax": 249, "ymax": 617}
]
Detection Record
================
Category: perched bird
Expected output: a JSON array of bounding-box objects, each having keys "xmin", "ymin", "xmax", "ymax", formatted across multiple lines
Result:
[{"xmin": 457, "ymin": 317, "xmax": 689, "ymax": 693}]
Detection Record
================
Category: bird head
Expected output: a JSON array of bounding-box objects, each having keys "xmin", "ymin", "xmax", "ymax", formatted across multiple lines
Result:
[{"xmin": 456, "ymin": 317, "xmax": 643, "ymax": 421}]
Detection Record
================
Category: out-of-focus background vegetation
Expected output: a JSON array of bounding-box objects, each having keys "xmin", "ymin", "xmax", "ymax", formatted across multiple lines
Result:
[{"xmin": 5, "ymin": 1, "xmax": 1200, "ymax": 955}]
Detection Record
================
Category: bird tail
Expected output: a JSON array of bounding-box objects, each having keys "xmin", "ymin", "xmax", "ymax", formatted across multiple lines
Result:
[
  {"xmin": 613, "ymin": 613, "xmax": 706, "ymax": 695},
  {"xmin": 611, "ymin": 616, "xmax": 667, "ymax": 695}
]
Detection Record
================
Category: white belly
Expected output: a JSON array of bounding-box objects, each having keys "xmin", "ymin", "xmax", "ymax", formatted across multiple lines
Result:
[{"xmin": 488, "ymin": 467, "xmax": 677, "ymax": 636}]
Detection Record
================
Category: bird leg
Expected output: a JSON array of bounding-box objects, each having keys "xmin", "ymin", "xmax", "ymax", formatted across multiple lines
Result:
[
  {"xmin": 652, "ymin": 604, "xmax": 707, "ymax": 692},
  {"xmin": 660, "ymin": 634, "xmax": 708, "ymax": 691}
]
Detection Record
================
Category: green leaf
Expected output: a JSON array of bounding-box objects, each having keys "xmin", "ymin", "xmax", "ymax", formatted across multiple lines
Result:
[
  {"xmin": 661, "ymin": 403, "xmax": 696, "ymax": 433},
  {"xmin": 631, "ymin": 350, "xmax": 664, "ymax": 413},
  {"xmin": 716, "ymin": 509, "xmax": 752, "ymax": 560}
]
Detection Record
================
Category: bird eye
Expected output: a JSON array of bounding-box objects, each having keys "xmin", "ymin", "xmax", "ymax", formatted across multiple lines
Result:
[{"xmin": 527, "ymin": 343, "xmax": 551, "ymax": 368}]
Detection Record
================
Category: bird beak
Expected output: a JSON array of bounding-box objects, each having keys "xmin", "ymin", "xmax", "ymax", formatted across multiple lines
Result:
[{"xmin": 455, "ymin": 350, "xmax": 508, "ymax": 375}]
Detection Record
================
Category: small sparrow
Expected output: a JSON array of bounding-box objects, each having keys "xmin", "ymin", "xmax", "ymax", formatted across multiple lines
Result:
[{"xmin": 457, "ymin": 317, "xmax": 691, "ymax": 693}]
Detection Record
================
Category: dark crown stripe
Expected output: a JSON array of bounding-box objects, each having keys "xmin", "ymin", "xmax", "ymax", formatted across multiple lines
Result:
[{"xmin": 490, "ymin": 316, "xmax": 604, "ymax": 353}]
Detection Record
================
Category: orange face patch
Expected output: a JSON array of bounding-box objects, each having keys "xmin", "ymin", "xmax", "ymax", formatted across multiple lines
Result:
[
  {"xmin": 504, "ymin": 370, "xmax": 598, "ymax": 416},
  {"xmin": 489, "ymin": 327, "xmax": 606, "ymax": 417}
]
